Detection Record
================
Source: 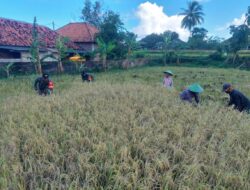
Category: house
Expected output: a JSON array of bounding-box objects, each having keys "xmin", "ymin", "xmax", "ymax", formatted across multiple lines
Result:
[
  {"xmin": 56, "ymin": 22, "xmax": 98, "ymax": 52},
  {"xmin": 0, "ymin": 18, "xmax": 98, "ymax": 74},
  {"xmin": 0, "ymin": 17, "xmax": 62, "ymax": 65}
]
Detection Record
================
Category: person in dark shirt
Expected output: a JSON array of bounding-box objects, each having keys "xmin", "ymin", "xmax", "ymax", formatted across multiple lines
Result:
[
  {"xmin": 34, "ymin": 73, "xmax": 50, "ymax": 95},
  {"xmin": 222, "ymin": 83, "xmax": 250, "ymax": 113},
  {"xmin": 81, "ymin": 71, "xmax": 94, "ymax": 82},
  {"xmin": 180, "ymin": 83, "xmax": 204, "ymax": 104}
]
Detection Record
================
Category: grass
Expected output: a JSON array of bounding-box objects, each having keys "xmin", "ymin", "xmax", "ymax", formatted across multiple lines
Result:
[{"xmin": 0, "ymin": 66, "xmax": 250, "ymax": 189}]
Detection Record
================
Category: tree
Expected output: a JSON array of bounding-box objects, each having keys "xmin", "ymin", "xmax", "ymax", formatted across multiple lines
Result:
[
  {"xmin": 229, "ymin": 24, "xmax": 250, "ymax": 64},
  {"xmin": 188, "ymin": 27, "xmax": 208, "ymax": 49},
  {"xmin": 246, "ymin": 6, "xmax": 250, "ymax": 26},
  {"xmin": 139, "ymin": 34, "xmax": 164, "ymax": 50},
  {"xmin": 30, "ymin": 17, "xmax": 42, "ymax": 74},
  {"xmin": 160, "ymin": 31, "xmax": 184, "ymax": 64},
  {"xmin": 55, "ymin": 36, "xmax": 69, "ymax": 73},
  {"xmin": 123, "ymin": 32, "xmax": 137, "ymax": 59},
  {"xmin": 180, "ymin": 1, "xmax": 204, "ymax": 32},
  {"xmin": 97, "ymin": 10, "xmax": 128, "ymax": 60},
  {"xmin": 245, "ymin": 6, "xmax": 250, "ymax": 49},
  {"xmin": 97, "ymin": 11, "xmax": 124, "ymax": 43},
  {"xmin": 81, "ymin": 0, "xmax": 102, "ymax": 28},
  {"xmin": 162, "ymin": 31, "xmax": 176, "ymax": 65},
  {"xmin": 96, "ymin": 37, "xmax": 115, "ymax": 71},
  {"xmin": 206, "ymin": 36, "xmax": 224, "ymax": 50}
]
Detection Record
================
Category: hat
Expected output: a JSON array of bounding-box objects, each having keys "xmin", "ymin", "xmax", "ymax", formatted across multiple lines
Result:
[
  {"xmin": 43, "ymin": 73, "xmax": 49, "ymax": 78},
  {"xmin": 188, "ymin": 83, "xmax": 204, "ymax": 93},
  {"xmin": 163, "ymin": 70, "xmax": 173, "ymax": 76},
  {"xmin": 222, "ymin": 83, "xmax": 231, "ymax": 92}
]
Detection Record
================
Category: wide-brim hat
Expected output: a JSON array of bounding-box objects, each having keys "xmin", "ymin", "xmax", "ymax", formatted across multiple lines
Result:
[
  {"xmin": 163, "ymin": 70, "xmax": 173, "ymax": 76},
  {"xmin": 188, "ymin": 83, "xmax": 204, "ymax": 93}
]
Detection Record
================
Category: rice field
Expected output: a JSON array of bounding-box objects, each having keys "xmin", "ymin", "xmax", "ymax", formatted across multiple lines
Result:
[{"xmin": 0, "ymin": 66, "xmax": 249, "ymax": 189}]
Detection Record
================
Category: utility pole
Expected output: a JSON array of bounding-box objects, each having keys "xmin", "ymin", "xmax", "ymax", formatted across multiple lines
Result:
[{"xmin": 52, "ymin": 21, "xmax": 55, "ymax": 30}]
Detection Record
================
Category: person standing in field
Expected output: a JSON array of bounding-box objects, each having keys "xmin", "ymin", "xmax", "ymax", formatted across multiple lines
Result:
[
  {"xmin": 180, "ymin": 83, "xmax": 204, "ymax": 104},
  {"xmin": 34, "ymin": 73, "xmax": 50, "ymax": 96},
  {"xmin": 222, "ymin": 83, "xmax": 250, "ymax": 113},
  {"xmin": 163, "ymin": 70, "xmax": 174, "ymax": 89}
]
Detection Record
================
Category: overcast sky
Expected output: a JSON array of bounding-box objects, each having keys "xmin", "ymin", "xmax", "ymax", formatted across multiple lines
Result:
[{"xmin": 1, "ymin": 0, "xmax": 249, "ymax": 41}]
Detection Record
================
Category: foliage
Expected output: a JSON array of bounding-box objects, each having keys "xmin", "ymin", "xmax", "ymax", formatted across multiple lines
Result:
[
  {"xmin": 123, "ymin": 32, "xmax": 138, "ymax": 58},
  {"xmin": 96, "ymin": 37, "xmax": 116, "ymax": 70},
  {"xmin": 1, "ymin": 62, "xmax": 15, "ymax": 78},
  {"xmin": 139, "ymin": 33, "xmax": 164, "ymax": 50},
  {"xmin": 0, "ymin": 66, "xmax": 250, "ymax": 189},
  {"xmin": 206, "ymin": 36, "xmax": 224, "ymax": 50},
  {"xmin": 97, "ymin": 11, "xmax": 124, "ymax": 44},
  {"xmin": 246, "ymin": 6, "xmax": 250, "ymax": 26},
  {"xmin": 229, "ymin": 24, "xmax": 249, "ymax": 53},
  {"xmin": 30, "ymin": 17, "xmax": 42, "ymax": 74},
  {"xmin": 96, "ymin": 10, "xmax": 131, "ymax": 60},
  {"xmin": 180, "ymin": 1, "xmax": 204, "ymax": 31},
  {"xmin": 188, "ymin": 27, "xmax": 208, "ymax": 49},
  {"xmin": 81, "ymin": 0, "xmax": 102, "ymax": 28},
  {"xmin": 229, "ymin": 24, "xmax": 250, "ymax": 64},
  {"xmin": 55, "ymin": 36, "xmax": 69, "ymax": 73}
]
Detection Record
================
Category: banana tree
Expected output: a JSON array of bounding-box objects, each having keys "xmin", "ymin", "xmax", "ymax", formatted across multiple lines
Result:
[
  {"xmin": 1, "ymin": 62, "xmax": 15, "ymax": 78},
  {"xmin": 55, "ymin": 36, "xmax": 69, "ymax": 73},
  {"xmin": 96, "ymin": 37, "xmax": 115, "ymax": 71},
  {"xmin": 30, "ymin": 17, "xmax": 42, "ymax": 74}
]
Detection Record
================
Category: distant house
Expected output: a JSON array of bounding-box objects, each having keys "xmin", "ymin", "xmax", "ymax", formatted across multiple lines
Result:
[{"xmin": 57, "ymin": 23, "xmax": 99, "ymax": 52}]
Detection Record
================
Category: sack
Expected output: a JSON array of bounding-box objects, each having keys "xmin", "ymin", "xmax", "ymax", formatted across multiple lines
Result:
[{"xmin": 48, "ymin": 81, "xmax": 54, "ymax": 89}]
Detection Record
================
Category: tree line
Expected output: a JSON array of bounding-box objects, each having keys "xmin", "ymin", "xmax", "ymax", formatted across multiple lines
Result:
[{"xmin": 1, "ymin": 1, "xmax": 250, "ymax": 77}]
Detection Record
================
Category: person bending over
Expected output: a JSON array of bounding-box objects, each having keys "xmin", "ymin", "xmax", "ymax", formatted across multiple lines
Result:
[{"xmin": 222, "ymin": 83, "xmax": 250, "ymax": 113}]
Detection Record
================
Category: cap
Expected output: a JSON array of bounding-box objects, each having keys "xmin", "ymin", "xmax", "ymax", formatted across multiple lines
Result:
[{"xmin": 222, "ymin": 83, "xmax": 231, "ymax": 92}]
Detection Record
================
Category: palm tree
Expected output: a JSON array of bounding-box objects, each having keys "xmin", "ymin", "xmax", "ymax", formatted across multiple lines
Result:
[{"xmin": 180, "ymin": 1, "xmax": 204, "ymax": 32}]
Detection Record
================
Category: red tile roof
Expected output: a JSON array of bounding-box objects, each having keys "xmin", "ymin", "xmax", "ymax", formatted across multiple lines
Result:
[
  {"xmin": 57, "ymin": 23, "xmax": 98, "ymax": 43},
  {"xmin": 0, "ymin": 17, "xmax": 59, "ymax": 48}
]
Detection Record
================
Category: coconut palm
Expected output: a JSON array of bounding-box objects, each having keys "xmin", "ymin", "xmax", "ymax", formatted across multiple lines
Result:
[{"xmin": 180, "ymin": 1, "xmax": 204, "ymax": 32}]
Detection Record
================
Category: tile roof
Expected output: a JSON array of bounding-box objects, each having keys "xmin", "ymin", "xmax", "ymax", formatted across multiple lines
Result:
[
  {"xmin": 57, "ymin": 23, "xmax": 98, "ymax": 43},
  {"xmin": 0, "ymin": 17, "xmax": 60, "ymax": 48}
]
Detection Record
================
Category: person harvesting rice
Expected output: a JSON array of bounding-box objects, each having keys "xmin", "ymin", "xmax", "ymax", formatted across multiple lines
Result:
[
  {"xmin": 222, "ymin": 83, "xmax": 250, "ymax": 113},
  {"xmin": 180, "ymin": 83, "xmax": 204, "ymax": 104}
]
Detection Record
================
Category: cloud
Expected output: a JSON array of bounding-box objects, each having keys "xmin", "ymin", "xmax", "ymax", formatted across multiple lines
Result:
[
  {"xmin": 214, "ymin": 14, "xmax": 246, "ymax": 36},
  {"xmin": 212, "ymin": 14, "xmax": 247, "ymax": 39},
  {"xmin": 132, "ymin": 1, "xmax": 190, "ymax": 41},
  {"xmin": 231, "ymin": 14, "xmax": 246, "ymax": 26}
]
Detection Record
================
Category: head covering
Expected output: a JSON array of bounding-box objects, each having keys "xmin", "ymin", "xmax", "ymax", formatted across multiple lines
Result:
[
  {"xmin": 163, "ymin": 70, "xmax": 173, "ymax": 76},
  {"xmin": 188, "ymin": 83, "xmax": 204, "ymax": 93},
  {"xmin": 42, "ymin": 73, "xmax": 49, "ymax": 78},
  {"xmin": 222, "ymin": 83, "xmax": 232, "ymax": 92}
]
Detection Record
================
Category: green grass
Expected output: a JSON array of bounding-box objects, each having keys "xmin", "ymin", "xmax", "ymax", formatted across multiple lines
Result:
[{"xmin": 0, "ymin": 66, "xmax": 250, "ymax": 189}]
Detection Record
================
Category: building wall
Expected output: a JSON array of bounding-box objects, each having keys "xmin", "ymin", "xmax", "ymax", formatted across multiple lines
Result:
[{"xmin": 21, "ymin": 51, "xmax": 58, "ymax": 62}]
